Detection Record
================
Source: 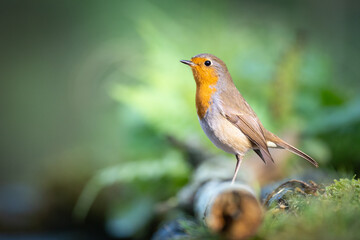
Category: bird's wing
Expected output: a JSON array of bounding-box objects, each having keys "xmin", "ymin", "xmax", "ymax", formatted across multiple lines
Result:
[
  {"xmin": 253, "ymin": 149, "xmax": 266, "ymax": 164},
  {"xmin": 224, "ymin": 113, "xmax": 274, "ymax": 164}
]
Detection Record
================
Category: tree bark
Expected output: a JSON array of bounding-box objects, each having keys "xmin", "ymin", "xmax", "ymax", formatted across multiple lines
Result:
[{"xmin": 194, "ymin": 181, "xmax": 263, "ymax": 240}]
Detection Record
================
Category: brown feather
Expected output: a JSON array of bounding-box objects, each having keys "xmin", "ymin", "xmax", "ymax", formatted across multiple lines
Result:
[
  {"xmin": 272, "ymin": 138, "xmax": 318, "ymax": 167},
  {"xmin": 253, "ymin": 149, "xmax": 266, "ymax": 164},
  {"xmin": 225, "ymin": 114, "xmax": 274, "ymax": 164},
  {"xmin": 264, "ymin": 130, "xmax": 319, "ymax": 167}
]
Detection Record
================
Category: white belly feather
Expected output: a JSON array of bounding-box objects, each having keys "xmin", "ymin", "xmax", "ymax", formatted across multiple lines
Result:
[{"xmin": 199, "ymin": 104, "xmax": 252, "ymax": 155}]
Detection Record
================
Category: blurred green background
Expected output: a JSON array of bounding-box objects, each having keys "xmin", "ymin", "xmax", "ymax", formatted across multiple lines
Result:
[{"xmin": 0, "ymin": 0, "xmax": 359, "ymax": 239}]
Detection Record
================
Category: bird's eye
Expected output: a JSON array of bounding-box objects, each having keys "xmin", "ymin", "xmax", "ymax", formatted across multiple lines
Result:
[{"xmin": 204, "ymin": 60, "xmax": 211, "ymax": 66}]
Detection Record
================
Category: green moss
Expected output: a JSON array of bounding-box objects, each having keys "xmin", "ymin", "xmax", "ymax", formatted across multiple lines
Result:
[
  {"xmin": 168, "ymin": 178, "xmax": 360, "ymax": 240},
  {"xmin": 323, "ymin": 178, "xmax": 360, "ymax": 205},
  {"xmin": 257, "ymin": 178, "xmax": 360, "ymax": 240}
]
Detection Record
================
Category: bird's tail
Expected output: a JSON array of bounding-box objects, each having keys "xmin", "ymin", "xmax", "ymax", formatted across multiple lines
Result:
[{"xmin": 266, "ymin": 132, "xmax": 319, "ymax": 168}]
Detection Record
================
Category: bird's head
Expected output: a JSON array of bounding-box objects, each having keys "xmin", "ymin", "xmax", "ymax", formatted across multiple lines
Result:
[{"xmin": 180, "ymin": 53, "xmax": 229, "ymax": 87}]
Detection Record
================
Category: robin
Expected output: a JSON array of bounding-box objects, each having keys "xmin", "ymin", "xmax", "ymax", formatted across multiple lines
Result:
[{"xmin": 180, "ymin": 53, "xmax": 318, "ymax": 184}]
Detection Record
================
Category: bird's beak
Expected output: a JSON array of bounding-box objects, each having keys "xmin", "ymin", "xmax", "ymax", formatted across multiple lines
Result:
[{"xmin": 180, "ymin": 60, "xmax": 195, "ymax": 66}]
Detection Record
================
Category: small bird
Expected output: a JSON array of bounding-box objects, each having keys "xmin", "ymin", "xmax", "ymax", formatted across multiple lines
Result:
[{"xmin": 180, "ymin": 53, "xmax": 318, "ymax": 184}]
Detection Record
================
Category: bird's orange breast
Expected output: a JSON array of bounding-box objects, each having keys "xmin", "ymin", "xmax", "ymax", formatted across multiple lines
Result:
[
  {"xmin": 196, "ymin": 85, "xmax": 216, "ymax": 119},
  {"xmin": 191, "ymin": 63, "xmax": 219, "ymax": 119}
]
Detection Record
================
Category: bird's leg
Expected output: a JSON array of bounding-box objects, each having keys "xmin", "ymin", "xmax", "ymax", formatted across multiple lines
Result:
[{"xmin": 231, "ymin": 154, "xmax": 242, "ymax": 184}]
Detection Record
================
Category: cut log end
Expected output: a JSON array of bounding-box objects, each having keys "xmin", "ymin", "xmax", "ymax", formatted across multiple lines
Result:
[{"xmin": 207, "ymin": 190, "xmax": 263, "ymax": 240}]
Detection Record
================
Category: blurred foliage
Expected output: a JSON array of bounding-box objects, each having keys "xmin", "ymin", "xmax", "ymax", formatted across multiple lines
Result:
[
  {"xmin": 176, "ymin": 220, "xmax": 218, "ymax": 240},
  {"xmin": 74, "ymin": 151, "xmax": 189, "ymax": 221}
]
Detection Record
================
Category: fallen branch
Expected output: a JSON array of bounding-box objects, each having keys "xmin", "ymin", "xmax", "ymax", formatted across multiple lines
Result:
[{"xmin": 194, "ymin": 181, "xmax": 263, "ymax": 240}]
